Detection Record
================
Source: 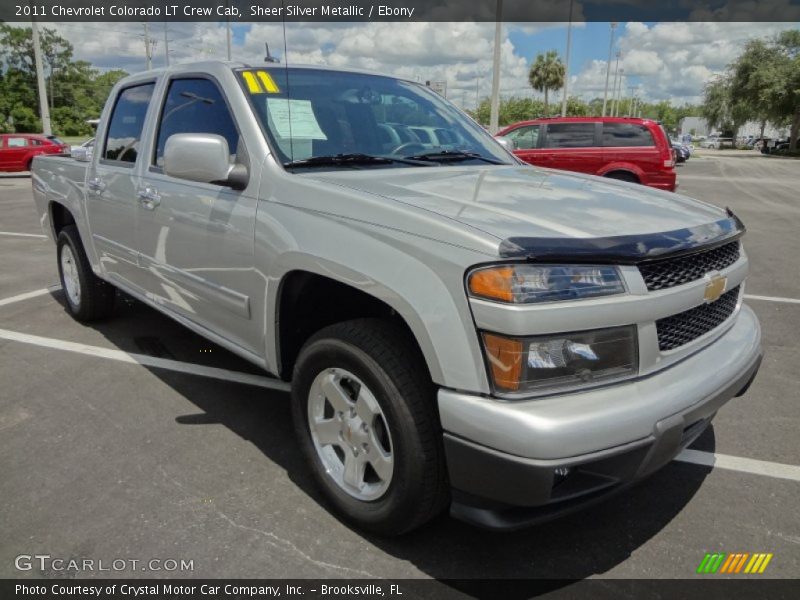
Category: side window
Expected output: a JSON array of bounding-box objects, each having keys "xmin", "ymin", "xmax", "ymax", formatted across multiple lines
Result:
[
  {"xmin": 154, "ymin": 78, "xmax": 240, "ymax": 168},
  {"xmin": 543, "ymin": 123, "xmax": 596, "ymax": 148},
  {"xmin": 8, "ymin": 137, "xmax": 28, "ymax": 148},
  {"xmin": 505, "ymin": 125, "xmax": 540, "ymax": 150},
  {"xmin": 103, "ymin": 83, "xmax": 155, "ymax": 163},
  {"xmin": 602, "ymin": 123, "xmax": 655, "ymax": 147}
]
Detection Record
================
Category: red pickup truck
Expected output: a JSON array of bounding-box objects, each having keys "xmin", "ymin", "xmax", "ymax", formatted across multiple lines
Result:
[
  {"xmin": 0, "ymin": 134, "xmax": 68, "ymax": 173},
  {"xmin": 497, "ymin": 117, "xmax": 677, "ymax": 191}
]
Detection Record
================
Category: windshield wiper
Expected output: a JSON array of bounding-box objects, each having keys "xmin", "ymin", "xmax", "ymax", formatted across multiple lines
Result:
[
  {"xmin": 284, "ymin": 153, "xmax": 433, "ymax": 169},
  {"xmin": 405, "ymin": 150, "xmax": 506, "ymax": 165}
]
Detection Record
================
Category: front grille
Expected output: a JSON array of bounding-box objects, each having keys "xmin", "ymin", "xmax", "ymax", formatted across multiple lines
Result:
[
  {"xmin": 639, "ymin": 241, "xmax": 740, "ymax": 291},
  {"xmin": 656, "ymin": 286, "xmax": 741, "ymax": 351}
]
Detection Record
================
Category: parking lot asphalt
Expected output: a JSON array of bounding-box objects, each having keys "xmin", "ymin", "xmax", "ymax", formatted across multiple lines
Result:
[{"xmin": 1, "ymin": 153, "xmax": 799, "ymax": 586}]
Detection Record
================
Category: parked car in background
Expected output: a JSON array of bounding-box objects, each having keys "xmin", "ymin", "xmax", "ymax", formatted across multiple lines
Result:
[
  {"xmin": 496, "ymin": 117, "xmax": 676, "ymax": 191},
  {"xmin": 0, "ymin": 134, "xmax": 68, "ymax": 172},
  {"xmin": 672, "ymin": 141, "xmax": 690, "ymax": 163}
]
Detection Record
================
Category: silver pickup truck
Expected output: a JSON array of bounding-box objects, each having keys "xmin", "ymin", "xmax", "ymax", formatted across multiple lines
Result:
[{"xmin": 32, "ymin": 61, "xmax": 762, "ymax": 534}]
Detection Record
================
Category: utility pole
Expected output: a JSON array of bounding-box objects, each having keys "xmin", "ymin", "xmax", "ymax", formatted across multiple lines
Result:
[
  {"xmin": 143, "ymin": 22, "xmax": 152, "ymax": 70},
  {"xmin": 164, "ymin": 23, "xmax": 169, "ymax": 66},
  {"xmin": 602, "ymin": 22, "xmax": 617, "ymax": 117},
  {"xmin": 31, "ymin": 19, "xmax": 51, "ymax": 135},
  {"xmin": 614, "ymin": 68, "xmax": 624, "ymax": 117},
  {"xmin": 560, "ymin": 0, "xmax": 574, "ymax": 117},
  {"xmin": 489, "ymin": 0, "xmax": 503, "ymax": 134}
]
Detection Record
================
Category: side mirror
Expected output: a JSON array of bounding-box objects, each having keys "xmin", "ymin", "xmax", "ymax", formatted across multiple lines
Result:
[
  {"xmin": 163, "ymin": 133, "xmax": 248, "ymax": 190},
  {"xmin": 496, "ymin": 136, "xmax": 516, "ymax": 151},
  {"xmin": 71, "ymin": 146, "xmax": 92, "ymax": 162}
]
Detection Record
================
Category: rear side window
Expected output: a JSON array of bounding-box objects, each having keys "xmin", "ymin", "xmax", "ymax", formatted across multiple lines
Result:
[
  {"xmin": 7, "ymin": 137, "xmax": 28, "ymax": 148},
  {"xmin": 104, "ymin": 83, "xmax": 155, "ymax": 164},
  {"xmin": 505, "ymin": 125, "xmax": 540, "ymax": 150},
  {"xmin": 153, "ymin": 78, "xmax": 240, "ymax": 167},
  {"xmin": 543, "ymin": 123, "xmax": 595, "ymax": 148},
  {"xmin": 602, "ymin": 123, "xmax": 655, "ymax": 147}
]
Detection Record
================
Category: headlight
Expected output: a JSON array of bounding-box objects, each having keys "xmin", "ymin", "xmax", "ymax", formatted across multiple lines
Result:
[
  {"xmin": 481, "ymin": 326, "xmax": 638, "ymax": 394},
  {"xmin": 468, "ymin": 264, "xmax": 625, "ymax": 304}
]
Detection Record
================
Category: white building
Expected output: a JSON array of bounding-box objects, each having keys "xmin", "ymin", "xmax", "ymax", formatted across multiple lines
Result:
[{"xmin": 679, "ymin": 116, "xmax": 788, "ymax": 139}]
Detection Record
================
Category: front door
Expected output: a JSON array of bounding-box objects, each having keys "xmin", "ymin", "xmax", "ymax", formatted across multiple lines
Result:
[
  {"xmin": 136, "ymin": 76, "xmax": 259, "ymax": 355},
  {"xmin": 85, "ymin": 82, "xmax": 156, "ymax": 289}
]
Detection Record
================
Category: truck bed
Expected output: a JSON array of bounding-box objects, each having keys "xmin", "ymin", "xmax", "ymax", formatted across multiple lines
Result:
[{"xmin": 31, "ymin": 154, "xmax": 89, "ymax": 242}]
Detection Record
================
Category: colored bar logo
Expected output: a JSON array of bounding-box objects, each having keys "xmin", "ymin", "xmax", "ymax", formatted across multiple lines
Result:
[
  {"xmin": 697, "ymin": 552, "xmax": 773, "ymax": 574},
  {"xmin": 242, "ymin": 70, "xmax": 280, "ymax": 94}
]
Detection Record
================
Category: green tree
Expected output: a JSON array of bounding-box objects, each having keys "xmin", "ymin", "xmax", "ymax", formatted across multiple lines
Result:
[
  {"xmin": 0, "ymin": 24, "xmax": 127, "ymax": 135},
  {"xmin": 772, "ymin": 30, "xmax": 800, "ymax": 149},
  {"xmin": 528, "ymin": 50, "xmax": 565, "ymax": 117}
]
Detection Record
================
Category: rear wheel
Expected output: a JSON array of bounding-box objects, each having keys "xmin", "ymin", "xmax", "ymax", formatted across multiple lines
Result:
[
  {"xmin": 604, "ymin": 171, "xmax": 639, "ymax": 184},
  {"xmin": 291, "ymin": 318, "xmax": 448, "ymax": 535},
  {"xmin": 57, "ymin": 225, "xmax": 115, "ymax": 321}
]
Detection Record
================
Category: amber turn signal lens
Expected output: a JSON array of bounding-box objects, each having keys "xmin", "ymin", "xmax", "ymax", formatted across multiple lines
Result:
[
  {"xmin": 468, "ymin": 267, "xmax": 515, "ymax": 302},
  {"xmin": 482, "ymin": 333, "xmax": 523, "ymax": 391}
]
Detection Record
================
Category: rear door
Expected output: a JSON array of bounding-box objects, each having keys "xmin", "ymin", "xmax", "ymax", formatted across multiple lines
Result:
[
  {"xmin": 86, "ymin": 81, "xmax": 156, "ymax": 289},
  {"xmin": 540, "ymin": 122, "xmax": 603, "ymax": 174},
  {"xmin": 601, "ymin": 122, "xmax": 660, "ymax": 177},
  {"xmin": 136, "ymin": 76, "xmax": 259, "ymax": 354}
]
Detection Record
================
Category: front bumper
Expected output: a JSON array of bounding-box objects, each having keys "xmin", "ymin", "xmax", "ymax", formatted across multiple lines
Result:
[{"xmin": 439, "ymin": 304, "xmax": 762, "ymax": 530}]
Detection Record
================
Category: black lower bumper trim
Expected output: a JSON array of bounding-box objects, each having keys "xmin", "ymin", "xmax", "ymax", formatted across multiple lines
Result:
[{"xmin": 447, "ymin": 352, "xmax": 762, "ymax": 531}]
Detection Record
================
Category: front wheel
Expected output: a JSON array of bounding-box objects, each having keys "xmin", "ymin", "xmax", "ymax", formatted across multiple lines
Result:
[{"xmin": 291, "ymin": 319, "xmax": 448, "ymax": 535}]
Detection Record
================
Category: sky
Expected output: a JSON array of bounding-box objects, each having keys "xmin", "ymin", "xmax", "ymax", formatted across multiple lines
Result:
[{"xmin": 41, "ymin": 20, "xmax": 800, "ymax": 109}]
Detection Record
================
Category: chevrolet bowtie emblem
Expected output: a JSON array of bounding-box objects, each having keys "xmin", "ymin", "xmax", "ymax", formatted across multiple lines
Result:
[{"xmin": 704, "ymin": 275, "xmax": 728, "ymax": 303}]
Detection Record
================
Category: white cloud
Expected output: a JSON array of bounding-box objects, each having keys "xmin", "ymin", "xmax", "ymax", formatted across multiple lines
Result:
[{"xmin": 570, "ymin": 21, "xmax": 798, "ymax": 104}]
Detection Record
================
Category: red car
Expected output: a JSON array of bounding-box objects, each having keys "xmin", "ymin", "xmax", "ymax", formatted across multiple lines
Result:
[
  {"xmin": 497, "ymin": 117, "xmax": 677, "ymax": 191},
  {"xmin": 0, "ymin": 133, "xmax": 68, "ymax": 173}
]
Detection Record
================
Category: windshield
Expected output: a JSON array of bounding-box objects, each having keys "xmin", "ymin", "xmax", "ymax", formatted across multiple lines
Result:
[{"xmin": 237, "ymin": 67, "xmax": 512, "ymax": 169}]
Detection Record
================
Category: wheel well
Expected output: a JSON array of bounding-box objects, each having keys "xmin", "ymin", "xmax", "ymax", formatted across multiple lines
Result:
[
  {"xmin": 276, "ymin": 271, "xmax": 424, "ymax": 381},
  {"xmin": 49, "ymin": 202, "xmax": 76, "ymax": 237},
  {"xmin": 604, "ymin": 170, "xmax": 640, "ymax": 183}
]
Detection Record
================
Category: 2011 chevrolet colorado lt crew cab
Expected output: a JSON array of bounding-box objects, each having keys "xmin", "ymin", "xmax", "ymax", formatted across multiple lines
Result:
[{"xmin": 32, "ymin": 61, "xmax": 762, "ymax": 534}]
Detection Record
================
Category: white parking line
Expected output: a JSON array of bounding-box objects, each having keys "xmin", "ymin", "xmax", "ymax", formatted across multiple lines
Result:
[
  {"xmin": 744, "ymin": 294, "xmax": 800, "ymax": 305},
  {"xmin": 0, "ymin": 328, "xmax": 291, "ymax": 392},
  {"xmin": 0, "ymin": 231, "xmax": 47, "ymax": 239},
  {"xmin": 0, "ymin": 286, "xmax": 59, "ymax": 308},
  {"xmin": 675, "ymin": 449, "xmax": 800, "ymax": 482}
]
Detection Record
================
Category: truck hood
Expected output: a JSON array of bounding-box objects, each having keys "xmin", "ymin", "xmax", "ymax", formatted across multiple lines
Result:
[{"xmin": 309, "ymin": 165, "xmax": 728, "ymax": 246}]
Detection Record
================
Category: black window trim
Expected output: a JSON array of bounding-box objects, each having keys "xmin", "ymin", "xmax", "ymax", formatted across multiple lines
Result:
[
  {"xmin": 148, "ymin": 71, "xmax": 247, "ymax": 178},
  {"xmin": 99, "ymin": 79, "xmax": 157, "ymax": 169}
]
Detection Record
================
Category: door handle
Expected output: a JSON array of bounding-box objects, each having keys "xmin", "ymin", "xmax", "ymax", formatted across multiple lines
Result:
[
  {"xmin": 87, "ymin": 177, "xmax": 105, "ymax": 193},
  {"xmin": 137, "ymin": 187, "xmax": 161, "ymax": 210}
]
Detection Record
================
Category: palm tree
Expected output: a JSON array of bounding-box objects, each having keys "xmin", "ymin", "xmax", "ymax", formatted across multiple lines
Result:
[{"xmin": 529, "ymin": 50, "xmax": 566, "ymax": 117}]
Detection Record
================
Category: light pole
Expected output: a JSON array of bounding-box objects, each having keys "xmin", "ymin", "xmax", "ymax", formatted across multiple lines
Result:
[
  {"xmin": 164, "ymin": 23, "xmax": 170, "ymax": 66},
  {"xmin": 610, "ymin": 51, "xmax": 621, "ymax": 117},
  {"xmin": 31, "ymin": 18, "xmax": 51, "ymax": 135},
  {"xmin": 602, "ymin": 22, "xmax": 617, "ymax": 116},
  {"xmin": 143, "ymin": 22, "xmax": 152, "ymax": 70},
  {"xmin": 560, "ymin": 0, "xmax": 574, "ymax": 117}
]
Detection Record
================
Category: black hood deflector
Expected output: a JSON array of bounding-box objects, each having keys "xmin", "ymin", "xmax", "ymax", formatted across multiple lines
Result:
[{"xmin": 499, "ymin": 209, "xmax": 745, "ymax": 264}]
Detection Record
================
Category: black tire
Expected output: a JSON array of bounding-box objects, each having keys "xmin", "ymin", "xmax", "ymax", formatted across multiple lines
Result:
[
  {"xmin": 56, "ymin": 225, "xmax": 115, "ymax": 321},
  {"xmin": 291, "ymin": 318, "xmax": 449, "ymax": 535},
  {"xmin": 604, "ymin": 171, "xmax": 640, "ymax": 184}
]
